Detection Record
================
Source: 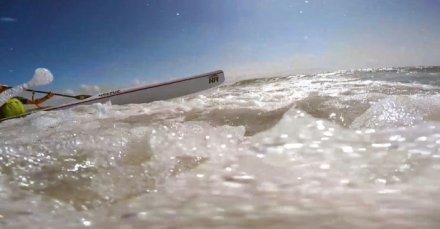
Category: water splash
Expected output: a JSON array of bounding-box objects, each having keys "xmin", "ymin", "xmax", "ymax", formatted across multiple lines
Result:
[
  {"xmin": 0, "ymin": 68, "xmax": 53, "ymax": 107},
  {"xmin": 1, "ymin": 66, "xmax": 440, "ymax": 228},
  {"xmin": 0, "ymin": 85, "xmax": 26, "ymax": 107}
]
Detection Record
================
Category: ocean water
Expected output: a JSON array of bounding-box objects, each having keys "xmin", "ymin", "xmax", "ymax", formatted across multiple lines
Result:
[{"xmin": 1, "ymin": 66, "xmax": 440, "ymax": 228}]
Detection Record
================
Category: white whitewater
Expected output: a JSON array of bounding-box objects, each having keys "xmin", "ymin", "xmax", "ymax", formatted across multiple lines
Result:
[{"xmin": 0, "ymin": 67, "xmax": 440, "ymax": 228}]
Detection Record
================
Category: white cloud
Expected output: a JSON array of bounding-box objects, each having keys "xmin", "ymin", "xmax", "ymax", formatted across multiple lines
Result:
[
  {"xmin": 63, "ymin": 89, "xmax": 75, "ymax": 95},
  {"xmin": 0, "ymin": 17, "xmax": 17, "ymax": 23},
  {"xmin": 80, "ymin": 84, "xmax": 101, "ymax": 95},
  {"xmin": 132, "ymin": 79, "xmax": 148, "ymax": 86}
]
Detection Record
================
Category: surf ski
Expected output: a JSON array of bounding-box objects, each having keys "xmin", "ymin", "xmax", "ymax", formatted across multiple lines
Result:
[{"xmin": 0, "ymin": 70, "xmax": 224, "ymax": 122}]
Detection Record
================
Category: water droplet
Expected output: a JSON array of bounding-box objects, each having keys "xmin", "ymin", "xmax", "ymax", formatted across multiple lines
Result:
[
  {"xmin": 372, "ymin": 143, "xmax": 391, "ymax": 148},
  {"xmin": 341, "ymin": 146, "xmax": 353, "ymax": 153},
  {"xmin": 374, "ymin": 178, "xmax": 387, "ymax": 185},
  {"xmin": 80, "ymin": 218, "xmax": 92, "ymax": 227},
  {"xmin": 284, "ymin": 143, "xmax": 303, "ymax": 149},
  {"xmin": 320, "ymin": 163, "xmax": 330, "ymax": 170}
]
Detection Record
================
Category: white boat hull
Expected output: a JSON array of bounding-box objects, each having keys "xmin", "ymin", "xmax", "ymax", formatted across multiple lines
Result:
[
  {"xmin": 0, "ymin": 70, "xmax": 224, "ymax": 122},
  {"xmin": 48, "ymin": 70, "xmax": 224, "ymax": 110}
]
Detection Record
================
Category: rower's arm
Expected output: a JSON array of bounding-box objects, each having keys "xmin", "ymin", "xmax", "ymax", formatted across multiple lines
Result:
[
  {"xmin": 16, "ymin": 93, "xmax": 55, "ymax": 107},
  {"xmin": 31, "ymin": 92, "xmax": 55, "ymax": 105},
  {"xmin": 0, "ymin": 85, "xmax": 7, "ymax": 92}
]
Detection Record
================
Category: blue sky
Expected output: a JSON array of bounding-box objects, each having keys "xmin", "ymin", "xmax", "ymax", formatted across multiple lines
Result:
[{"xmin": 1, "ymin": 0, "xmax": 439, "ymax": 92}]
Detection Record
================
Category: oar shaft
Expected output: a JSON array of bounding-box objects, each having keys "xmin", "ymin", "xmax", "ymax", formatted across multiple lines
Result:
[
  {"xmin": 2, "ymin": 86, "xmax": 90, "ymax": 100},
  {"xmin": 25, "ymin": 89, "xmax": 78, "ymax": 98}
]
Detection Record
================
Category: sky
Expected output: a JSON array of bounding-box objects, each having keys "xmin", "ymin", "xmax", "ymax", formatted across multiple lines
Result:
[{"xmin": 0, "ymin": 0, "xmax": 439, "ymax": 93}]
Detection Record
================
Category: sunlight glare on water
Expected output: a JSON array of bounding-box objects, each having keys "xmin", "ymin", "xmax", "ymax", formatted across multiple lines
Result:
[{"xmin": 1, "ymin": 67, "xmax": 440, "ymax": 228}]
